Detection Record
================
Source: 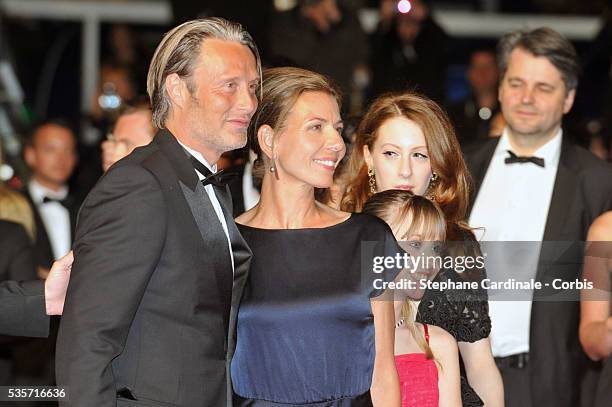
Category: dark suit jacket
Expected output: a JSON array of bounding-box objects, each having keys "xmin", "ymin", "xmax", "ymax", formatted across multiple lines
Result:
[
  {"xmin": 0, "ymin": 221, "xmax": 45, "ymax": 382},
  {"xmin": 23, "ymin": 189, "xmax": 79, "ymax": 270},
  {"xmin": 0, "ymin": 220, "xmax": 37, "ymax": 283},
  {"xmin": 0, "ymin": 280, "xmax": 48, "ymax": 338},
  {"xmin": 56, "ymin": 130, "xmax": 251, "ymax": 407},
  {"xmin": 0, "ymin": 221, "xmax": 44, "ymax": 338},
  {"xmin": 466, "ymin": 137, "xmax": 612, "ymax": 407}
]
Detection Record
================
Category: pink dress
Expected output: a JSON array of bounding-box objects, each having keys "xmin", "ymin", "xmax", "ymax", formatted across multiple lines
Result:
[{"xmin": 394, "ymin": 323, "xmax": 439, "ymax": 407}]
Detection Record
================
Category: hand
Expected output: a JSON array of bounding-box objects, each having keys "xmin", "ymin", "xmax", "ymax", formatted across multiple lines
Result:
[
  {"xmin": 37, "ymin": 266, "xmax": 50, "ymax": 280},
  {"xmin": 45, "ymin": 251, "xmax": 74, "ymax": 315}
]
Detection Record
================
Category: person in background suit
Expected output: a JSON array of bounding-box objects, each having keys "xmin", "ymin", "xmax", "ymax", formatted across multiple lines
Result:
[
  {"xmin": 467, "ymin": 27, "xmax": 612, "ymax": 407},
  {"xmin": 0, "ymin": 251, "xmax": 72, "ymax": 338},
  {"xmin": 23, "ymin": 120, "xmax": 78, "ymax": 273},
  {"xmin": 0, "ymin": 144, "xmax": 39, "ymax": 386},
  {"xmin": 101, "ymin": 104, "xmax": 155, "ymax": 172},
  {"xmin": 0, "ymin": 220, "xmax": 36, "ymax": 283},
  {"xmin": 18, "ymin": 120, "xmax": 77, "ymax": 398},
  {"xmin": 269, "ymin": 0, "xmax": 369, "ymax": 109},
  {"xmin": 0, "ymin": 220, "xmax": 37, "ymax": 385},
  {"xmin": 228, "ymin": 148, "xmax": 260, "ymax": 216},
  {"xmin": 447, "ymin": 49, "xmax": 500, "ymax": 146},
  {"xmin": 56, "ymin": 18, "xmax": 258, "ymax": 406},
  {"xmin": 0, "ymin": 223, "xmax": 69, "ymax": 389},
  {"xmin": 369, "ymin": 0, "xmax": 448, "ymax": 104}
]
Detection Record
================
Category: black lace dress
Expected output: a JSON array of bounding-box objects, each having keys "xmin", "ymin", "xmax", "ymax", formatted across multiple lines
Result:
[{"xmin": 416, "ymin": 235, "xmax": 491, "ymax": 407}]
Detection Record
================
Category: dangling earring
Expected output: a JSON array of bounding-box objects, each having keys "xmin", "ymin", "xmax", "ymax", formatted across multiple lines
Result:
[
  {"xmin": 427, "ymin": 171, "xmax": 439, "ymax": 201},
  {"xmin": 268, "ymin": 132, "xmax": 280, "ymax": 181},
  {"xmin": 270, "ymin": 155, "xmax": 280, "ymax": 180},
  {"xmin": 368, "ymin": 167, "xmax": 376, "ymax": 195}
]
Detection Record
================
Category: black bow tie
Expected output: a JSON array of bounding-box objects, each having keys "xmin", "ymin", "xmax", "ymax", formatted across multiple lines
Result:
[
  {"xmin": 504, "ymin": 150, "xmax": 545, "ymax": 168},
  {"xmin": 42, "ymin": 196, "xmax": 69, "ymax": 206},
  {"xmin": 189, "ymin": 155, "xmax": 238, "ymax": 188}
]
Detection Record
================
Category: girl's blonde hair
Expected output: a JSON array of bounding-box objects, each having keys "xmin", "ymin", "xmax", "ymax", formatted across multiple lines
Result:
[{"xmin": 363, "ymin": 189, "xmax": 446, "ymax": 360}]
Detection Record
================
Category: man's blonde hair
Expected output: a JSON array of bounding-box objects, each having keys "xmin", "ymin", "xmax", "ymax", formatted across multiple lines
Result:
[{"xmin": 146, "ymin": 17, "xmax": 262, "ymax": 129}]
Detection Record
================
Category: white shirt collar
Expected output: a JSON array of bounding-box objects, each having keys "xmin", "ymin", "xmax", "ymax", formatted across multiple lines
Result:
[
  {"xmin": 495, "ymin": 127, "xmax": 563, "ymax": 165},
  {"xmin": 29, "ymin": 179, "xmax": 68, "ymax": 204},
  {"xmin": 175, "ymin": 139, "xmax": 217, "ymax": 179}
]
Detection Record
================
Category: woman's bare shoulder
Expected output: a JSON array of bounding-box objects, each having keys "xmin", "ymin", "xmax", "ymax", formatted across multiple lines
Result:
[{"xmin": 427, "ymin": 324, "xmax": 458, "ymax": 355}]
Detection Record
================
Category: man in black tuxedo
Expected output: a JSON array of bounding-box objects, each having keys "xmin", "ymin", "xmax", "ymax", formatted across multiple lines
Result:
[
  {"xmin": 23, "ymin": 120, "xmax": 79, "ymax": 272},
  {"xmin": 466, "ymin": 27, "xmax": 612, "ymax": 407},
  {"xmin": 18, "ymin": 120, "xmax": 79, "ymax": 396},
  {"xmin": 0, "ymin": 219, "xmax": 37, "ymax": 384},
  {"xmin": 56, "ymin": 18, "xmax": 257, "ymax": 406}
]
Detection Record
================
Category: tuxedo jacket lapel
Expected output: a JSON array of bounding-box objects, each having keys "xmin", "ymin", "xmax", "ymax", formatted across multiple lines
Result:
[
  {"xmin": 150, "ymin": 130, "xmax": 235, "ymax": 336},
  {"xmin": 153, "ymin": 129, "xmax": 199, "ymax": 190},
  {"xmin": 180, "ymin": 182, "xmax": 235, "ymax": 337},
  {"xmin": 153, "ymin": 130, "xmax": 252, "ymax": 347},
  {"xmin": 535, "ymin": 141, "xmax": 583, "ymax": 290},
  {"xmin": 466, "ymin": 138, "xmax": 499, "ymax": 212},
  {"xmin": 213, "ymin": 184, "xmax": 251, "ymax": 340},
  {"xmin": 467, "ymin": 137, "xmax": 580, "ymax": 241},
  {"xmin": 542, "ymin": 141, "xmax": 579, "ymax": 242},
  {"xmin": 213, "ymin": 184, "xmax": 251, "ymax": 407},
  {"xmin": 23, "ymin": 190, "xmax": 55, "ymax": 268},
  {"xmin": 63, "ymin": 194, "xmax": 80, "ymax": 244}
]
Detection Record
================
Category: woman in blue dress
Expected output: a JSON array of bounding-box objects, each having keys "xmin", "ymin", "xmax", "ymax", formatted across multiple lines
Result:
[{"xmin": 230, "ymin": 67, "xmax": 403, "ymax": 406}]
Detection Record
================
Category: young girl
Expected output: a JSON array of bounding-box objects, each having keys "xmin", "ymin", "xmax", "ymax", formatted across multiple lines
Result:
[{"xmin": 364, "ymin": 189, "xmax": 462, "ymax": 407}]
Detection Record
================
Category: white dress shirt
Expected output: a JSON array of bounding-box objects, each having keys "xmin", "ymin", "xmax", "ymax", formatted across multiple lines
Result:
[
  {"xmin": 242, "ymin": 150, "xmax": 260, "ymax": 212},
  {"xmin": 28, "ymin": 179, "xmax": 72, "ymax": 260},
  {"xmin": 469, "ymin": 128, "xmax": 562, "ymax": 357},
  {"xmin": 177, "ymin": 140, "xmax": 234, "ymax": 273}
]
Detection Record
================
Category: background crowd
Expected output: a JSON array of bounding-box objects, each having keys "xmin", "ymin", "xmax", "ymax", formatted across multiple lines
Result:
[{"xmin": 0, "ymin": 1, "xmax": 612, "ymax": 407}]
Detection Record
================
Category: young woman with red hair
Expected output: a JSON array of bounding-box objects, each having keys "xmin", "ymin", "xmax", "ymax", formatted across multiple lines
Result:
[{"xmin": 340, "ymin": 92, "xmax": 503, "ymax": 407}]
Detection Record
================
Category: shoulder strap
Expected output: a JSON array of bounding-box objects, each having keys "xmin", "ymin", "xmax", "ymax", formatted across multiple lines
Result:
[{"xmin": 423, "ymin": 323, "xmax": 430, "ymax": 345}]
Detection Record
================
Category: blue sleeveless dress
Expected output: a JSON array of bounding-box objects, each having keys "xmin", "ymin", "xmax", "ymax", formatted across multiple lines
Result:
[{"xmin": 231, "ymin": 213, "xmax": 402, "ymax": 406}]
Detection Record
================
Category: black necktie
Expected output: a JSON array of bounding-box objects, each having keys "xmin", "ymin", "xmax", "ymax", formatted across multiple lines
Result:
[
  {"xmin": 42, "ymin": 196, "xmax": 68, "ymax": 207},
  {"xmin": 189, "ymin": 155, "xmax": 238, "ymax": 187},
  {"xmin": 504, "ymin": 150, "xmax": 545, "ymax": 168}
]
